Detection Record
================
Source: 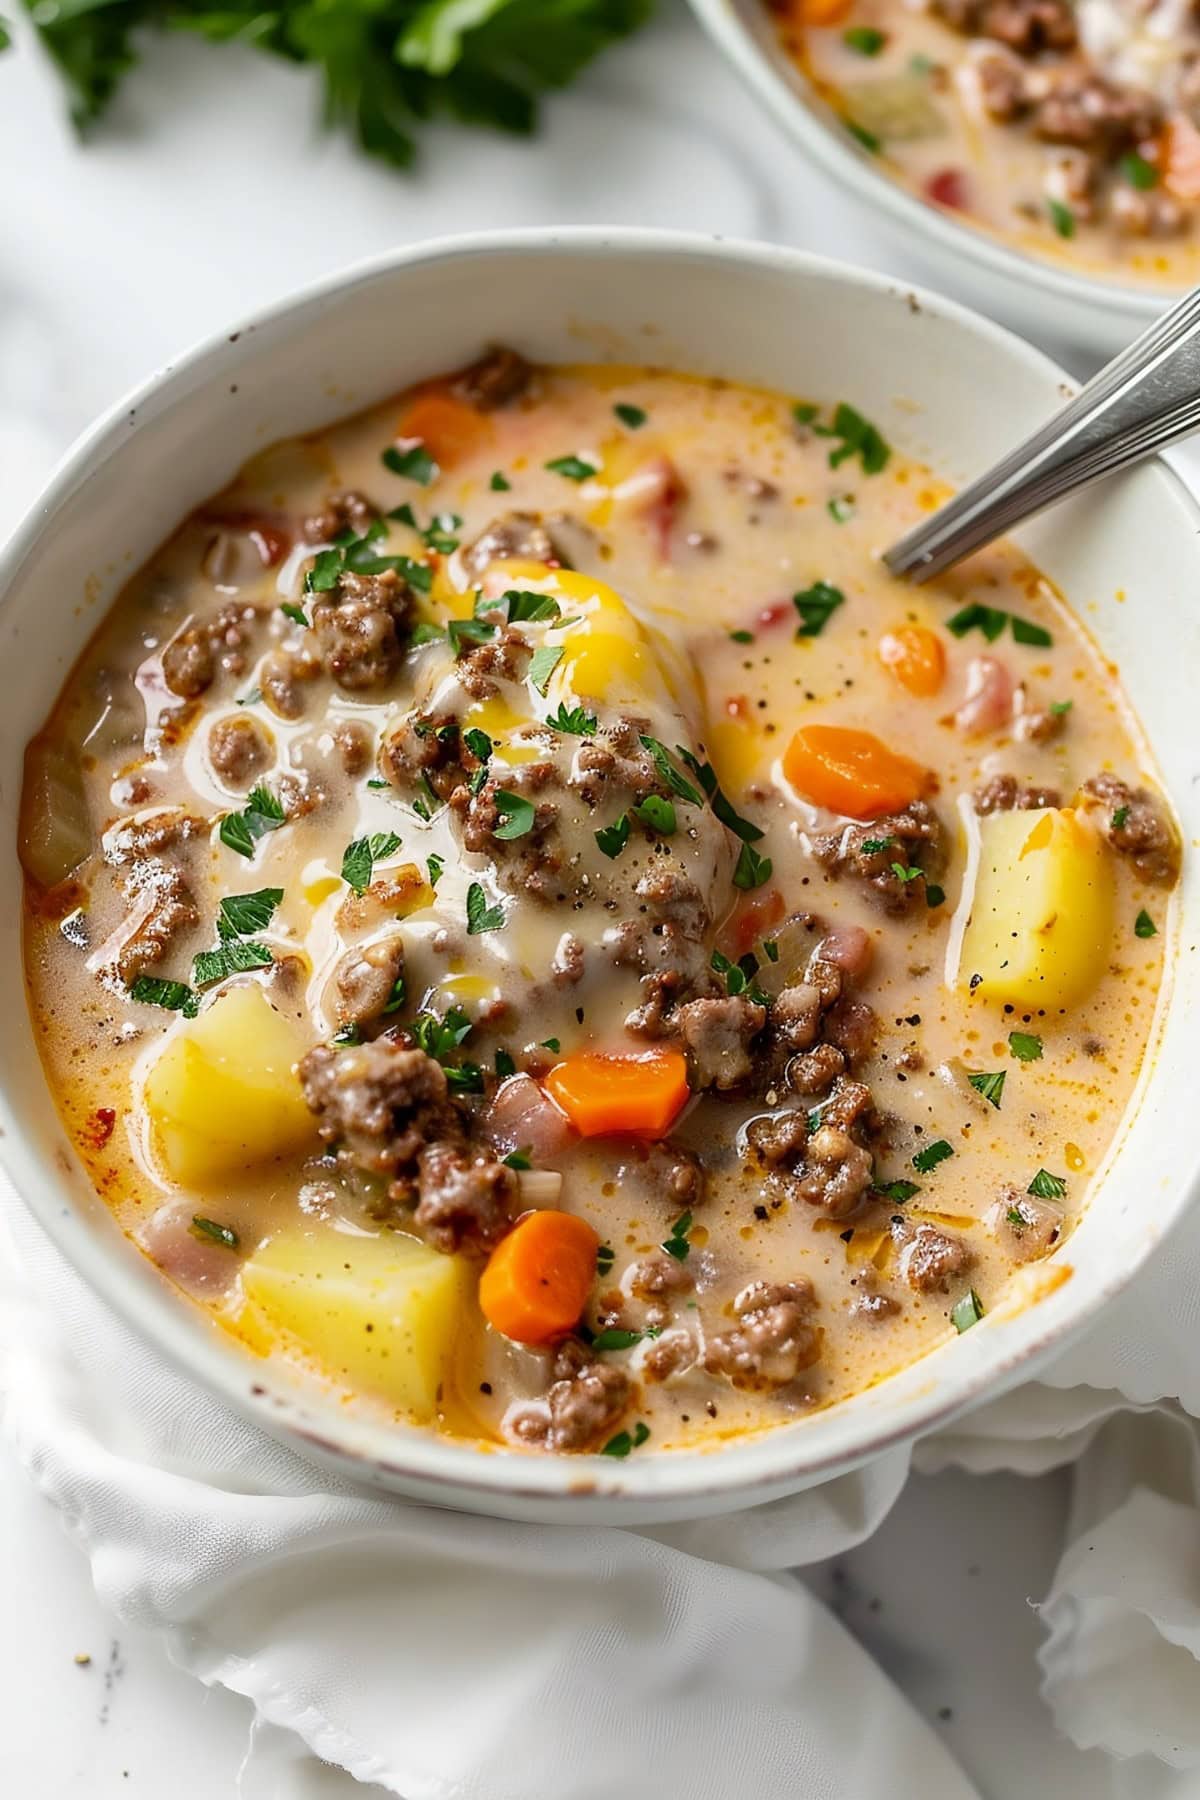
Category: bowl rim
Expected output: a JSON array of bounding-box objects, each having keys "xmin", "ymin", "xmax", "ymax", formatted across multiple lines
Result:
[
  {"xmin": 3, "ymin": 224, "xmax": 1196, "ymax": 1513},
  {"xmin": 687, "ymin": 0, "xmax": 1168, "ymax": 330}
]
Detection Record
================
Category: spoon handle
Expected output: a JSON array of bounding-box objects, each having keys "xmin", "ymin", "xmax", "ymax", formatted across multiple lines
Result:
[{"xmin": 883, "ymin": 284, "xmax": 1200, "ymax": 583}]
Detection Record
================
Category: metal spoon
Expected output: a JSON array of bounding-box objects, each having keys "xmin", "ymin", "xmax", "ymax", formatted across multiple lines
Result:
[{"xmin": 883, "ymin": 282, "xmax": 1200, "ymax": 583}]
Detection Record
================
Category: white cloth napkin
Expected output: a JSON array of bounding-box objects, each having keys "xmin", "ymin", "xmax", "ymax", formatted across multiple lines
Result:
[{"xmin": 7, "ymin": 1175, "xmax": 1200, "ymax": 1800}]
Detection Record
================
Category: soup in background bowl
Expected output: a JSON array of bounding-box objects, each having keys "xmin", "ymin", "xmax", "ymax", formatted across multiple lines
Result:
[{"xmin": 1, "ymin": 233, "xmax": 1197, "ymax": 1520}]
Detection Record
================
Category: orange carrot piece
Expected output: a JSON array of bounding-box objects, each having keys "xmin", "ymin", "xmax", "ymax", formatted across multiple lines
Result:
[
  {"xmin": 795, "ymin": 0, "xmax": 853, "ymax": 22},
  {"xmin": 783, "ymin": 724, "xmax": 931, "ymax": 820},
  {"xmin": 720, "ymin": 887, "xmax": 787, "ymax": 960},
  {"xmin": 395, "ymin": 390, "xmax": 491, "ymax": 471},
  {"xmin": 479, "ymin": 1210, "xmax": 600, "ymax": 1346},
  {"xmin": 545, "ymin": 1049, "xmax": 690, "ymax": 1139},
  {"xmin": 1161, "ymin": 115, "xmax": 1200, "ymax": 201},
  {"xmin": 877, "ymin": 625, "xmax": 946, "ymax": 697}
]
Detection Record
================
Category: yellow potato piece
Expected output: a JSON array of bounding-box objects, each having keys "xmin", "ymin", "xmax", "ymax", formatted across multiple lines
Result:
[
  {"xmin": 144, "ymin": 982, "xmax": 315, "ymax": 1185},
  {"xmin": 241, "ymin": 1228, "xmax": 473, "ymax": 1419},
  {"xmin": 955, "ymin": 806, "xmax": 1114, "ymax": 1008}
]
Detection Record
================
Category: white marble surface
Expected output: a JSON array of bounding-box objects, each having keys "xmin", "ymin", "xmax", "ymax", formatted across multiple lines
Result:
[{"xmin": 0, "ymin": 4, "xmax": 1169, "ymax": 1794}]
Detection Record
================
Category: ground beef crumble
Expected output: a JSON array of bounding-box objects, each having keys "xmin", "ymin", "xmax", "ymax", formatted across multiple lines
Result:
[
  {"xmin": 507, "ymin": 1336, "xmax": 633, "ymax": 1452},
  {"xmin": 705, "ymin": 1279, "xmax": 821, "ymax": 1390},
  {"xmin": 810, "ymin": 800, "xmax": 944, "ymax": 914},
  {"xmin": 1081, "ymin": 772, "xmax": 1180, "ymax": 885}
]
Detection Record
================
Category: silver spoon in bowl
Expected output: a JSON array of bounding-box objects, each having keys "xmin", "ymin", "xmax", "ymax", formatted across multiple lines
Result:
[{"xmin": 883, "ymin": 283, "xmax": 1200, "ymax": 583}]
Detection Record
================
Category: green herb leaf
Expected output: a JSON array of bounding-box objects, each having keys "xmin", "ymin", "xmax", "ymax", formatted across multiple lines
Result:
[
  {"xmin": 827, "ymin": 494, "xmax": 856, "ymax": 523},
  {"xmin": 280, "ymin": 601, "xmax": 308, "ymax": 626},
  {"xmin": 600, "ymin": 1421, "xmax": 651, "ymax": 1456},
  {"xmin": 1049, "ymin": 699, "xmax": 1073, "ymax": 716},
  {"xmin": 730, "ymin": 629, "xmax": 755, "ymax": 644},
  {"xmin": 466, "ymin": 881, "xmax": 505, "ymax": 935},
  {"xmin": 843, "ymin": 24, "xmax": 886, "ymax": 52},
  {"xmin": 878, "ymin": 1178, "xmax": 920, "ymax": 1203},
  {"xmin": 639, "ymin": 735, "xmax": 704, "ymax": 806},
  {"xmin": 912, "ymin": 1138, "xmax": 953, "ymax": 1173},
  {"xmin": 410, "ymin": 621, "xmax": 447, "ymax": 647},
  {"xmin": 1028, "ymin": 1168, "xmax": 1067, "ymax": 1199},
  {"xmin": 819, "ymin": 401, "xmax": 890, "ymax": 473},
  {"xmin": 332, "ymin": 1023, "xmax": 363, "ymax": 1046},
  {"xmin": 968, "ymin": 1069, "xmax": 1006, "ymax": 1110},
  {"xmin": 762, "ymin": 939, "xmax": 779, "ymax": 962},
  {"xmin": 596, "ymin": 1242, "xmax": 615, "ymax": 1276},
  {"xmin": 305, "ymin": 547, "xmax": 344, "ymax": 593},
  {"xmin": 1008, "ymin": 1030, "xmax": 1043, "ymax": 1063},
  {"xmin": 1010, "ymin": 614, "xmax": 1053, "ymax": 648},
  {"xmin": 129, "ymin": 975, "xmax": 199, "ymax": 1017},
  {"xmin": 545, "ymin": 454, "xmax": 597, "ymax": 482},
  {"xmin": 733, "ymin": 841, "xmax": 773, "ymax": 890},
  {"xmin": 426, "ymin": 853, "xmax": 444, "ymax": 887},
  {"xmin": 595, "ymin": 814, "xmax": 631, "ymax": 859},
  {"xmin": 495, "ymin": 588, "xmax": 560, "ymax": 623},
  {"xmin": 632, "ymin": 794, "xmax": 676, "ymax": 835},
  {"xmin": 545, "ymin": 702, "xmax": 598, "ymax": 736},
  {"xmin": 490, "ymin": 470, "xmax": 512, "ymax": 491},
  {"xmin": 503, "ymin": 1149, "xmax": 532, "ymax": 1170},
  {"xmin": 1135, "ymin": 908, "xmax": 1158, "ymax": 939},
  {"xmin": 528, "ymin": 644, "xmax": 564, "ymax": 694},
  {"xmin": 341, "ymin": 831, "xmax": 402, "ymax": 894},
  {"xmin": 448, "ymin": 617, "xmax": 497, "ymax": 653},
  {"xmin": 382, "ymin": 443, "xmax": 437, "ymax": 484},
  {"xmin": 951, "ymin": 1288, "xmax": 984, "ymax": 1333},
  {"xmin": 462, "ymin": 727, "xmax": 493, "ymax": 762},
  {"xmin": 890, "ymin": 861, "xmax": 923, "ymax": 884},
  {"xmin": 217, "ymin": 888, "xmax": 282, "ymax": 938},
  {"xmin": 411, "ymin": 1005, "xmax": 474, "ymax": 1061},
  {"xmin": 192, "ymin": 939, "xmax": 274, "ymax": 986},
  {"xmin": 614, "ymin": 402, "xmax": 647, "ymax": 428},
  {"xmin": 946, "ymin": 602, "xmax": 1008, "ymax": 642},
  {"xmin": 661, "ymin": 1210, "xmax": 693, "ymax": 1261},
  {"xmin": 541, "ymin": 1037, "xmax": 560, "ymax": 1052},
  {"xmin": 861, "ymin": 836, "xmax": 896, "ymax": 855},
  {"xmin": 219, "ymin": 784, "xmax": 285, "ymax": 859},
  {"xmin": 1047, "ymin": 198, "xmax": 1076, "ymax": 239},
  {"xmin": 492, "ymin": 789, "xmax": 536, "ymax": 840},
  {"xmin": 846, "ymin": 120, "xmax": 882, "ymax": 155},
  {"xmin": 1120, "ymin": 151, "xmax": 1158, "ymax": 189},
  {"xmin": 190, "ymin": 1216, "xmax": 239, "ymax": 1250},
  {"xmin": 925, "ymin": 884, "xmax": 946, "ymax": 908},
  {"xmin": 793, "ymin": 580, "xmax": 845, "ymax": 637},
  {"xmin": 591, "ymin": 1327, "xmax": 646, "ymax": 1352},
  {"xmin": 793, "ymin": 401, "xmax": 820, "ymax": 426},
  {"xmin": 1112, "ymin": 804, "xmax": 1130, "ymax": 831}
]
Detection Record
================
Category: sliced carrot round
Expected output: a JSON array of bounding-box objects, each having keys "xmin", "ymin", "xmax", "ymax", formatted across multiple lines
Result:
[
  {"xmin": 877, "ymin": 625, "xmax": 946, "ymax": 697},
  {"xmin": 795, "ymin": 0, "xmax": 853, "ymax": 22},
  {"xmin": 783, "ymin": 724, "xmax": 931, "ymax": 820},
  {"xmin": 1161, "ymin": 115, "xmax": 1200, "ymax": 201},
  {"xmin": 544, "ymin": 1048, "xmax": 690, "ymax": 1139},
  {"xmin": 479, "ymin": 1210, "xmax": 600, "ymax": 1346},
  {"xmin": 396, "ymin": 389, "xmax": 491, "ymax": 471}
]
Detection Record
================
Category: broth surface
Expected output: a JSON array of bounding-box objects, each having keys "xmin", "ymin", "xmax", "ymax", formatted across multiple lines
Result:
[{"xmin": 21, "ymin": 355, "xmax": 1178, "ymax": 1457}]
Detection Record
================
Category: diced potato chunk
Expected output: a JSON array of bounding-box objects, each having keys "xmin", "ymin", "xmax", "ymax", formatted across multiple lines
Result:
[
  {"xmin": 955, "ymin": 807, "xmax": 1114, "ymax": 1008},
  {"xmin": 241, "ymin": 1228, "xmax": 473, "ymax": 1419},
  {"xmin": 143, "ymin": 982, "xmax": 315, "ymax": 1185}
]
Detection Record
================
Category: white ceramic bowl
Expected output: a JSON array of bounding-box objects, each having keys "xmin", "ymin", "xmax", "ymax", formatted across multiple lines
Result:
[
  {"xmin": 689, "ymin": 0, "xmax": 1168, "ymax": 356},
  {"xmin": 2, "ymin": 229, "xmax": 1196, "ymax": 1523}
]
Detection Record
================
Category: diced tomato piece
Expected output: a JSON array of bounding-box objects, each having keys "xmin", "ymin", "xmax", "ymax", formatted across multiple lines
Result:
[{"xmin": 925, "ymin": 168, "xmax": 969, "ymax": 211}]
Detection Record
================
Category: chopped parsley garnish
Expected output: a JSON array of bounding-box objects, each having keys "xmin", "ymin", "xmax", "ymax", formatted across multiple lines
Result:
[
  {"xmin": 466, "ymin": 881, "xmax": 505, "ymax": 935},
  {"xmin": 1112, "ymin": 804, "xmax": 1130, "ymax": 831},
  {"xmin": 793, "ymin": 580, "xmax": 845, "ymax": 637},
  {"xmin": 951, "ymin": 1289, "xmax": 984, "ymax": 1333},
  {"xmin": 843, "ymin": 24, "xmax": 885, "ymax": 52},
  {"xmin": 495, "ymin": 1048, "xmax": 517, "ymax": 1079},
  {"xmin": 1135, "ymin": 908, "xmax": 1158, "ymax": 939},
  {"xmin": 1047, "ymin": 198, "xmax": 1076, "ymax": 239},
  {"xmin": 730, "ymin": 629, "xmax": 755, "ymax": 644},
  {"xmin": 306, "ymin": 546, "xmax": 344, "ymax": 592},
  {"xmin": 1049, "ymin": 699, "xmax": 1073, "ymax": 716},
  {"xmin": 503, "ymin": 1149, "xmax": 532, "ymax": 1171},
  {"xmin": 877, "ymin": 1179, "xmax": 920, "ymax": 1204},
  {"xmin": 814, "ymin": 401, "xmax": 890, "ymax": 473},
  {"xmin": 711, "ymin": 948, "xmax": 769, "ymax": 1006},
  {"xmin": 280, "ymin": 601, "xmax": 308, "ymax": 626},
  {"xmin": 382, "ymin": 442, "xmax": 437, "ymax": 484},
  {"xmin": 217, "ymin": 888, "xmax": 282, "ymax": 938},
  {"xmin": 846, "ymin": 120, "xmax": 882, "ymax": 155},
  {"xmin": 411, "ymin": 621, "xmax": 447, "ymax": 646},
  {"xmin": 490, "ymin": 470, "xmax": 512, "ymax": 492},
  {"xmin": 193, "ymin": 938, "xmax": 274, "ymax": 987},
  {"xmin": 528, "ymin": 644, "xmax": 564, "ymax": 694},
  {"xmin": 912, "ymin": 1138, "xmax": 953, "ymax": 1174},
  {"xmin": 890, "ymin": 862, "xmax": 923, "ymax": 884},
  {"xmin": 1120, "ymin": 151, "xmax": 1158, "ymax": 190},
  {"xmin": 1009, "ymin": 1030, "xmax": 1043, "ymax": 1063},
  {"xmin": 412, "ymin": 1006, "xmax": 481, "ymax": 1092},
  {"xmin": 544, "ymin": 454, "xmax": 597, "ymax": 482},
  {"xmin": 600, "ymin": 1421, "xmax": 651, "ymax": 1456},
  {"xmin": 1006, "ymin": 1205, "xmax": 1027, "ymax": 1231},
  {"xmin": 545, "ymin": 702, "xmax": 597, "ymax": 736},
  {"xmin": 492, "ymin": 789, "xmax": 536, "ymax": 840},
  {"xmin": 733, "ymin": 841, "xmax": 773, "ymax": 890},
  {"xmin": 219, "ymin": 783, "xmax": 285, "ymax": 859},
  {"xmin": 793, "ymin": 401, "xmax": 820, "ymax": 426},
  {"xmin": 661, "ymin": 1210, "xmax": 693, "ymax": 1262},
  {"xmin": 946, "ymin": 602, "xmax": 1051, "ymax": 648},
  {"xmin": 925, "ymin": 884, "xmax": 946, "ymax": 909},
  {"xmin": 367, "ymin": 777, "xmax": 389, "ymax": 790},
  {"xmin": 591, "ymin": 1327, "xmax": 648, "ymax": 1352},
  {"xmin": 595, "ymin": 814, "xmax": 631, "ymax": 859},
  {"xmin": 477, "ymin": 587, "xmax": 560, "ymax": 624},
  {"xmin": 129, "ymin": 975, "xmax": 199, "ymax": 1017},
  {"xmin": 426, "ymin": 853, "xmax": 444, "ymax": 887},
  {"xmin": 190, "ymin": 1216, "xmax": 239, "ymax": 1250},
  {"xmin": 382, "ymin": 973, "xmax": 406, "ymax": 1015},
  {"xmin": 861, "ymin": 836, "xmax": 896, "ymax": 855},
  {"xmin": 632, "ymin": 794, "xmax": 676, "ymax": 835},
  {"xmin": 596, "ymin": 1242, "xmax": 615, "ymax": 1276},
  {"xmin": 420, "ymin": 511, "xmax": 462, "ymax": 554},
  {"xmin": 389, "ymin": 502, "xmax": 418, "ymax": 528},
  {"xmin": 827, "ymin": 495, "xmax": 856, "ymax": 524},
  {"xmin": 341, "ymin": 830, "xmax": 402, "ymax": 894},
  {"xmin": 462, "ymin": 727, "xmax": 493, "ymax": 762},
  {"xmin": 640, "ymin": 735, "xmax": 704, "ymax": 806},
  {"xmin": 614, "ymin": 402, "xmax": 647, "ymax": 428},
  {"xmin": 762, "ymin": 939, "xmax": 779, "ymax": 963},
  {"xmin": 541, "ymin": 1037, "xmax": 560, "ymax": 1052},
  {"xmin": 332, "ymin": 1023, "xmax": 363, "ymax": 1046},
  {"xmin": 968, "ymin": 1069, "xmax": 1006, "ymax": 1110},
  {"xmin": 1028, "ymin": 1169, "xmax": 1067, "ymax": 1199},
  {"xmin": 447, "ymin": 616, "xmax": 496, "ymax": 653}
]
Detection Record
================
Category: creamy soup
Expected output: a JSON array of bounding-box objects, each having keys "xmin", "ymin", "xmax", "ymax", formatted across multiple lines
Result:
[
  {"xmin": 773, "ymin": 0, "xmax": 1200, "ymax": 285},
  {"xmin": 21, "ymin": 351, "xmax": 1179, "ymax": 1458}
]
